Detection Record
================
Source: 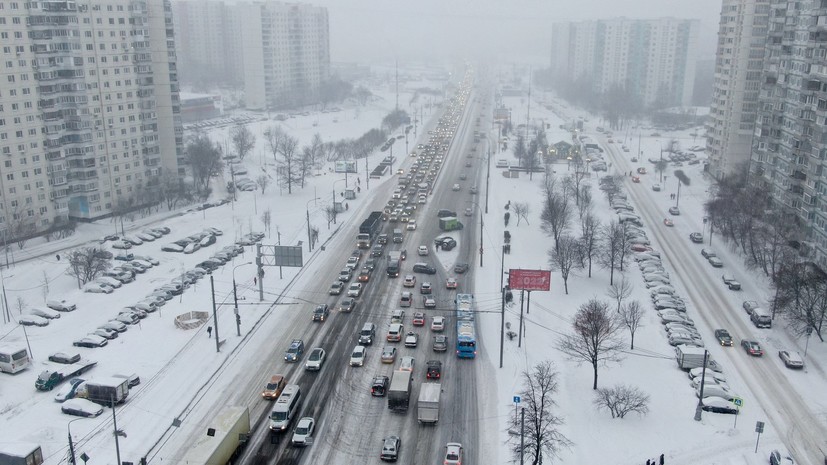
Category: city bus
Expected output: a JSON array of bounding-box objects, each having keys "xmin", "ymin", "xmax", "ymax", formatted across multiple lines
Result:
[{"xmin": 455, "ymin": 294, "xmax": 477, "ymax": 359}]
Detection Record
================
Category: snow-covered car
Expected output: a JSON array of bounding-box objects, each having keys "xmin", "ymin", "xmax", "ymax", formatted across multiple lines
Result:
[
  {"xmin": 431, "ymin": 316, "xmax": 445, "ymax": 332},
  {"xmin": 61, "ymin": 398, "xmax": 104, "ymax": 417},
  {"xmin": 83, "ymin": 282, "xmax": 113, "ymax": 294},
  {"xmin": 668, "ymin": 206, "xmax": 680, "ymax": 215},
  {"xmin": 54, "ymin": 378, "xmax": 85, "ymax": 403},
  {"xmin": 29, "ymin": 307, "xmax": 61, "ymax": 320},
  {"xmin": 47, "ymin": 300, "xmax": 76, "ymax": 312},
  {"xmin": 663, "ymin": 218, "xmax": 674, "ymax": 227},
  {"xmin": 700, "ymin": 396, "xmax": 737, "ymax": 415},
  {"xmin": 404, "ymin": 332, "xmax": 418, "ymax": 348},
  {"xmin": 19, "ymin": 314, "xmax": 49, "ymax": 327},
  {"xmin": 689, "ymin": 232, "xmax": 704, "ymax": 243},
  {"xmin": 94, "ymin": 277, "xmax": 122, "ymax": 289},
  {"xmin": 100, "ymin": 320, "xmax": 128, "ymax": 333},
  {"xmin": 91, "ymin": 328, "xmax": 118, "ymax": 340},
  {"xmin": 778, "ymin": 350, "xmax": 804, "ymax": 369},
  {"xmin": 73, "ymin": 335, "xmax": 108, "ymax": 348}
]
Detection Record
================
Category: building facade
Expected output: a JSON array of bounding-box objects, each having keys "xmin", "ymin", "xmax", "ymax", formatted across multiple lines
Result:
[
  {"xmin": 172, "ymin": 0, "xmax": 330, "ymax": 111},
  {"xmin": 550, "ymin": 18, "xmax": 700, "ymax": 107},
  {"xmin": 750, "ymin": 0, "xmax": 827, "ymax": 269},
  {"xmin": 0, "ymin": 0, "xmax": 183, "ymax": 238},
  {"xmin": 706, "ymin": 0, "xmax": 770, "ymax": 180}
]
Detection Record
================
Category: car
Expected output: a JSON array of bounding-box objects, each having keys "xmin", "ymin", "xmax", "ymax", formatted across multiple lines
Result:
[
  {"xmin": 47, "ymin": 299, "xmax": 76, "ymax": 312},
  {"xmin": 261, "ymin": 375, "xmax": 287, "ymax": 400},
  {"xmin": 339, "ymin": 269, "xmax": 353, "ymax": 282},
  {"xmin": 407, "ymin": 220, "xmax": 417, "ymax": 231},
  {"xmin": 652, "ymin": 184, "xmax": 661, "ymax": 191},
  {"xmin": 346, "ymin": 256, "xmax": 360, "ymax": 270},
  {"xmin": 371, "ymin": 375, "xmax": 390, "ymax": 396},
  {"xmin": 446, "ymin": 277, "xmax": 458, "ymax": 289},
  {"xmin": 404, "ymin": 332, "xmax": 418, "ymax": 348},
  {"xmin": 708, "ymin": 257, "xmax": 724, "ymax": 268},
  {"xmin": 423, "ymin": 296, "xmax": 436, "ymax": 308},
  {"xmin": 339, "ymin": 298, "xmax": 357, "ymax": 313},
  {"xmin": 73, "ymin": 335, "xmax": 108, "ymax": 348},
  {"xmin": 418, "ymin": 245, "xmax": 429, "ymax": 256},
  {"xmin": 49, "ymin": 352, "xmax": 81, "ymax": 364},
  {"xmin": 380, "ymin": 435, "xmax": 401, "ymax": 462},
  {"xmin": 350, "ymin": 345, "xmax": 367, "ymax": 367},
  {"xmin": 452, "ymin": 183, "xmax": 461, "ymax": 191},
  {"xmin": 420, "ymin": 282, "xmax": 432, "ymax": 294},
  {"xmin": 701, "ymin": 248, "xmax": 716, "ymax": 259},
  {"xmin": 689, "ymin": 232, "xmax": 704, "ymax": 243},
  {"xmin": 431, "ymin": 316, "xmax": 445, "ymax": 331},
  {"xmin": 61, "ymin": 398, "xmax": 104, "ymax": 418},
  {"xmin": 312, "ymin": 304, "xmax": 330, "ymax": 322},
  {"xmin": 444, "ymin": 443, "xmax": 463, "ymax": 465},
  {"xmin": 329, "ymin": 281, "xmax": 344, "ymax": 295},
  {"xmin": 346, "ymin": 282, "xmax": 362, "ymax": 297},
  {"xmin": 426, "ymin": 360, "xmax": 442, "ymax": 379},
  {"xmin": 403, "ymin": 275, "xmax": 416, "ymax": 287},
  {"xmin": 663, "ymin": 218, "xmax": 674, "ymax": 227},
  {"xmin": 668, "ymin": 206, "xmax": 680, "ymax": 215},
  {"xmin": 459, "ymin": 173, "xmax": 468, "ymax": 180},
  {"xmin": 721, "ymin": 274, "xmax": 736, "ymax": 285},
  {"xmin": 700, "ymin": 396, "xmax": 738, "ymax": 415},
  {"xmin": 631, "ymin": 176, "xmax": 640, "ymax": 183},
  {"xmin": 399, "ymin": 356, "xmax": 415, "ymax": 371},
  {"xmin": 412, "ymin": 312, "xmax": 426, "ymax": 326},
  {"xmin": 743, "ymin": 300, "xmax": 759, "ymax": 314},
  {"xmin": 100, "ymin": 320, "xmax": 128, "ymax": 333},
  {"xmin": 727, "ymin": 280, "xmax": 741, "ymax": 290},
  {"xmin": 413, "ymin": 263, "xmax": 437, "ymax": 274},
  {"xmin": 433, "ymin": 335, "xmax": 448, "ymax": 352},
  {"xmin": 769, "ymin": 450, "xmax": 795, "ymax": 465},
  {"xmin": 305, "ymin": 348, "xmax": 326, "ymax": 371},
  {"xmin": 54, "ymin": 378, "xmax": 86, "ymax": 403},
  {"xmin": 454, "ymin": 263, "xmax": 469, "ymax": 274},
  {"xmin": 83, "ymin": 282, "xmax": 113, "ymax": 294},
  {"xmin": 291, "ymin": 417, "xmax": 315, "ymax": 447},
  {"xmin": 19, "ymin": 314, "xmax": 49, "ymax": 327},
  {"xmin": 740, "ymin": 339, "xmax": 763, "ymax": 356},
  {"xmin": 778, "ymin": 350, "xmax": 804, "ymax": 369},
  {"xmin": 381, "ymin": 347, "xmax": 397, "ymax": 363},
  {"xmin": 284, "ymin": 339, "xmax": 304, "ymax": 362},
  {"xmin": 714, "ymin": 329, "xmax": 733, "ymax": 346},
  {"xmin": 91, "ymin": 328, "xmax": 118, "ymax": 340}
]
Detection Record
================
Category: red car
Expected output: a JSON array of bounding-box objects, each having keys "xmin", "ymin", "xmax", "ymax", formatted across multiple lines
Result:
[
  {"xmin": 412, "ymin": 312, "xmax": 426, "ymax": 326},
  {"xmin": 741, "ymin": 340, "xmax": 763, "ymax": 356},
  {"xmin": 632, "ymin": 176, "xmax": 641, "ymax": 183},
  {"xmin": 630, "ymin": 244, "xmax": 650, "ymax": 252}
]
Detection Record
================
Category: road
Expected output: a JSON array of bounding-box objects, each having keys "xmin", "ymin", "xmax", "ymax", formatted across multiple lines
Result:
[
  {"xmin": 598, "ymin": 133, "xmax": 827, "ymax": 464},
  {"xmin": 215, "ymin": 69, "xmax": 490, "ymax": 465}
]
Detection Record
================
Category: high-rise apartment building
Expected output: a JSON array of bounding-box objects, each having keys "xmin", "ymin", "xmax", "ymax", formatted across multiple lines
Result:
[
  {"xmin": 706, "ymin": 0, "xmax": 770, "ymax": 180},
  {"xmin": 0, "ymin": 0, "xmax": 183, "ymax": 240},
  {"xmin": 172, "ymin": 0, "xmax": 330, "ymax": 110},
  {"xmin": 751, "ymin": 0, "xmax": 827, "ymax": 269},
  {"xmin": 551, "ymin": 18, "xmax": 700, "ymax": 107}
]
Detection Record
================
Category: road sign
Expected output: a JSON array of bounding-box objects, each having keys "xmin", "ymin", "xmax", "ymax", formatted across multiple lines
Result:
[
  {"xmin": 513, "ymin": 396, "xmax": 521, "ymax": 404},
  {"xmin": 732, "ymin": 397, "xmax": 743, "ymax": 407},
  {"xmin": 755, "ymin": 421, "xmax": 764, "ymax": 433},
  {"xmin": 508, "ymin": 269, "xmax": 551, "ymax": 291}
]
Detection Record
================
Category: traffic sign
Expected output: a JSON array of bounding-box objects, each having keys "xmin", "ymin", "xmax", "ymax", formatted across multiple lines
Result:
[
  {"xmin": 513, "ymin": 396, "xmax": 521, "ymax": 404},
  {"xmin": 755, "ymin": 421, "xmax": 764, "ymax": 433},
  {"xmin": 732, "ymin": 397, "xmax": 743, "ymax": 407}
]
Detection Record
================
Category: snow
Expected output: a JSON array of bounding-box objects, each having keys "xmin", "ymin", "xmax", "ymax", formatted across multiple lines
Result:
[{"xmin": 0, "ymin": 73, "xmax": 825, "ymax": 465}]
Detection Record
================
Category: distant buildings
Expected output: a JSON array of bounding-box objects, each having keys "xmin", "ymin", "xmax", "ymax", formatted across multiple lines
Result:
[
  {"xmin": 172, "ymin": 0, "xmax": 330, "ymax": 110},
  {"xmin": 750, "ymin": 0, "xmax": 827, "ymax": 269},
  {"xmin": 0, "ymin": 0, "xmax": 183, "ymax": 239},
  {"xmin": 705, "ymin": 0, "xmax": 770, "ymax": 180},
  {"xmin": 550, "ymin": 18, "xmax": 700, "ymax": 107}
]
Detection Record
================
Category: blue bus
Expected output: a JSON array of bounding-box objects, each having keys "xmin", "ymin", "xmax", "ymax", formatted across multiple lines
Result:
[{"xmin": 455, "ymin": 293, "xmax": 477, "ymax": 359}]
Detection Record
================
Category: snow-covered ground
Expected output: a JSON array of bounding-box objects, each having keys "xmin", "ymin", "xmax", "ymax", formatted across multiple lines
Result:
[{"xmin": 1, "ymin": 70, "xmax": 825, "ymax": 465}]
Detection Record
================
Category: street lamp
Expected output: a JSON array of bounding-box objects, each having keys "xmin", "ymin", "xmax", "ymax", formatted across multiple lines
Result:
[
  {"xmin": 305, "ymin": 197, "xmax": 320, "ymax": 252},
  {"xmin": 466, "ymin": 201, "xmax": 484, "ymax": 267},
  {"xmin": 232, "ymin": 262, "xmax": 253, "ymax": 336},
  {"xmin": 67, "ymin": 417, "xmax": 84, "ymax": 465}
]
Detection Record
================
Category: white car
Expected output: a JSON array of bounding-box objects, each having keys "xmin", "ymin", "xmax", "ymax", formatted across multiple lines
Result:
[
  {"xmin": 350, "ymin": 345, "xmax": 367, "ymax": 367},
  {"xmin": 100, "ymin": 320, "xmax": 128, "ymax": 333},
  {"xmin": 91, "ymin": 328, "xmax": 118, "ymax": 340},
  {"xmin": 347, "ymin": 283, "xmax": 363, "ymax": 297},
  {"xmin": 431, "ymin": 316, "xmax": 445, "ymax": 332},
  {"xmin": 444, "ymin": 442, "xmax": 463, "ymax": 465},
  {"xmin": 291, "ymin": 417, "xmax": 315, "ymax": 446},
  {"xmin": 19, "ymin": 314, "xmax": 49, "ymax": 327},
  {"xmin": 83, "ymin": 282, "xmax": 113, "ymax": 294},
  {"xmin": 418, "ymin": 245, "xmax": 429, "ymax": 256},
  {"xmin": 29, "ymin": 307, "xmax": 61, "ymax": 319},
  {"xmin": 399, "ymin": 356, "xmax": 415, "ymax": 372},
  {"xmin": 305, "ymin": 348, "xmax": 326, "ymax": 371},
  {"xmin": 95, "ymin": 277, "xmax": 122, "ymax": 289},
  {"xmin": 452, "ymin": 184, "xmax": 461, "ymax": 191},
  {"xmin": 407, "ymin": 220, "xmax": 417, "ymax": 231}
]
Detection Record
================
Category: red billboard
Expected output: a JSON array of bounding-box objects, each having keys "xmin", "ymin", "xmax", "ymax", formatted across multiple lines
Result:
[{"xmin": 509, "ymin": 269, "xmax": 551, "ymax": 291}]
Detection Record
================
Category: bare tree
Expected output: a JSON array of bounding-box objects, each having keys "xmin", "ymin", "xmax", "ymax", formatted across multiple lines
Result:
[
  {"xmin": 618, "ymin": 301, "xmax": 644, "ymax": 349},
  {"xmin": 557, "ymin": 298, "xmax": 625, "ymax": 390},
  {"xmin": 593, "ymin": 385, "xmax": 650, "ymax": 419},
  {"xmin": 774, "ymin": 262, "xmax": 827, "ymax": 341},
  {"xmin": 230, "ymin": 124, "xmax": 256, "ymax": 161},
  {"xmin": 186, "ymin": 134, "xmax": 223, "ymax": 194},
  {"xmin": 300, "ymin": 145, "xmax": 313, "ymax": 188},
  {"xmin": 579, "ymin": 213, "xmax": 601, "ymax": 278},
  {"xmin": 506, "ymin": 361, "xmax": 571, "ymax": 465},
  {"xmin": 549, "ymin": 235, "xmax": 581, "ymax": 295},
  {"xmin": 16, "ymin": 296, "xmax": 27, "ymax": 315},
  {"xmin": 606, "ymin": 275, "xmax": 633, "ymax": 314},
  {"xmin": 577, "ymin": 185, "xmax": 592, "ymax": 221},
  {"xmin": 325, "ymin": 205, "xmax": 338, "ymax": 229},
  {"xmin": 256, "ymin": 174, "xmax": 270, "ymax": 194},
  {"xmin": 66, "ymin": 247, "xmax": 112, "ymax": 288},
  {"xmin": 261, "ymin": 209, "xmax": 272, "ymax": 238},
  {"xmin": 278, "ymin": 135, "xmax": 301, "ymax": 194},
  {"xmin": 540, "ymin": 182, "xmax": 572, "ymax": 252},
  {"xmin": 263, "ymin": 125, "xmax": 285, "ymax": 168},
  {"xmin": 597, "ymin": 220, "xmax": 626, "ymax": 285},
  {"xmin": 513, "ymin": 202, "xmax": 531, "ymax": 226}
]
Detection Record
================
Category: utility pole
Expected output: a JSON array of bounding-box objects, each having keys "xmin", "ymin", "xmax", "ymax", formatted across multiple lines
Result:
[
  {"xmin": 499, "ymin": 245, "xmax": 506, "ymax": 369},
  {"xmin": 112, "ymin": 397, "xmax": 122, "ymax": 465},
  {"xmin": 518, "ymin": 290, "xmax": 524, "ymax": 347},
  {"xmin": 68, "ymin": 429, "xmax": 77, "ymax": 465},
  {"xmin": 210, "ymin": 275, "xmax": 220, "ymax": 353},
  {"xmin": 520, "ymin": 407, "xmax": 525, "ymax": 465},
  {"xmin": 694, "ymin": 350, "xmax": 709, "ymax": 421},
  {"xmin": 485, "ymin": 147, "xmax": 491, "ymax": 214},
  {"xmin": 232, "ymin": 279, "xmax": 240, "ymax": 336}
]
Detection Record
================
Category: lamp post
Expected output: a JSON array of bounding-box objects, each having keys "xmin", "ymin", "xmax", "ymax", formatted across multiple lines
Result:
[
  {"xmin": 232, "ymin": 262, "xmax": 253, "ymax": 336},
  {"xmin": 306, "ymin": 197, "xmax": 320, "ymax": 252},
  {"xmin": 467, "ymin": 201, "xmax": 484, "ymax": 267},
  {"xmin": 67, "ymin": 417, "xmax": 84, "ymax": 465}
]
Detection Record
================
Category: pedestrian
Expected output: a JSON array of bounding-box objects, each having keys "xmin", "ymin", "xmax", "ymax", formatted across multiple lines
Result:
[
  {"xmin": 345, "ymin": 203, "xmax": 349, "ymax": 211},
  {"xmin": 357, "ymin": 177, "xmax": 361, "ymax": 185},
  {"xmin": 646, "ymin": 460, "xmax": 651, "ymax": 465},
  {"xmin": 357, "ymin": 186, "xmax": 361, "ymax": 193},
  {"xmin": 253, "ymin": 276, "xmax": 257, "ymax": 286},
  {"xmin": 659, "ymin": 454, "xmax": 664, "ymax": 465},
  {"xmin": 56, "ymin": 254, "xmax": 60, "ymax": 261},
  {"xmin": 207, "ymin": 326, "xmax": 213, "ymax": 338}
]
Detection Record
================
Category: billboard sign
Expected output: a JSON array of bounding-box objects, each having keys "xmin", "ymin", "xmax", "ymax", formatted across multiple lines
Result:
[
  {"xmin": 508, "ymin": 269, "xmax": 551, "ymax": 291},
  {"xmin": 272, "ymin": 246, "xmax": 303, "ymax": 267},
  {"xmin": 334, "ymin": 161, "xmax": 357, "ymax": 174}
]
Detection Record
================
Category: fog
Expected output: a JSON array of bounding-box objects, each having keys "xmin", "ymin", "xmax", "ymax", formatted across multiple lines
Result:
[{"xmin": 314, "ymin": 0, "xmax": 723, "ymax": 64}]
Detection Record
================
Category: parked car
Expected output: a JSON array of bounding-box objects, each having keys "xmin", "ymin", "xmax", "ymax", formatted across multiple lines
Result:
[
  {"xmin": 54, "ymin": 378, "xmax": 86, "ymax": 403},
  {"xmin": 73, "ymin": 335, "xmax": 108, "ymax": 348},
  {"xmin": 700, "ymin": 396, "xmax": 738, "ymax": 415},
  {"xmin": 61, "ymin": 398, "xmax": 104, "ymax": 417},
  {"xmin": 47, "ymin": 300, "xmax": 76, "ymax": 312},
  {"xmin": 778, "ymin": 350, "xmax": 804, "ymax": 369},
  {"xmin": 83, "ymin": 282, "xmax": 113, "ymax": 294},
  {"xmin": 19, "ymin": 314, "xmax": 49, "ymax": 327},
  {"xmin": 29, "ymin": 307, "xmax": 61, "ymax": 320}
]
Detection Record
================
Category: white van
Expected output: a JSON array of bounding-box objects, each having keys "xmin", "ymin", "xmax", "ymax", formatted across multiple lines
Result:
[
  {"xmin": 270, "ymin": 384, "xmax": 301, "ymax": 431},
  {"xmin": 750, "ymin": 307, "xmax": 772, "ymax": 328},
  {"xmin": 0, "ymin": 345, "xmax": 30, "ymax": 374}
]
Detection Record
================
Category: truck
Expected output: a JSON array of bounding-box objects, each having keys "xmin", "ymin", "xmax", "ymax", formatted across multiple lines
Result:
[
  {"xmin": 417, "ymin": 382, "xmax": 441, "ymax": 424},
  {"xmin": 387, "ymin": 370, "xmax": 412, "ymax": 412},
  {"xmin": 0, "ymin": 444, "xmax": 43, "ymax": 465},
  {"xmin": 357, "ymin": 211, "xmax": 383, "ymax": 249},
  {"xmin": 80, "ymin": 377, "xmax": 130, "ymax": 404},
  {"xmin": 675, "ymin": 345, "xmax": 707, "ymax": 370},
  {"xmin": 34, "ymin": 360, "xmax": 97, "ymax": 391},
  {"xmin": 387, "ymin": 251, "xmax": 402, "ymax": 277},
  {"xmin": 439, "ymin": 216, "xmax": 464, "ymax": 232},
  {"xmin": 182, "ymin": 406, "xmax": 250, "ymax": 465}
]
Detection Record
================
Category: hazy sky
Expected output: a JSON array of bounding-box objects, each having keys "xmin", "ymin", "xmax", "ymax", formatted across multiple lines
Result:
[{"xmin": 312, "ymin": 0, "xmax": 723, "ymax": 65}]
